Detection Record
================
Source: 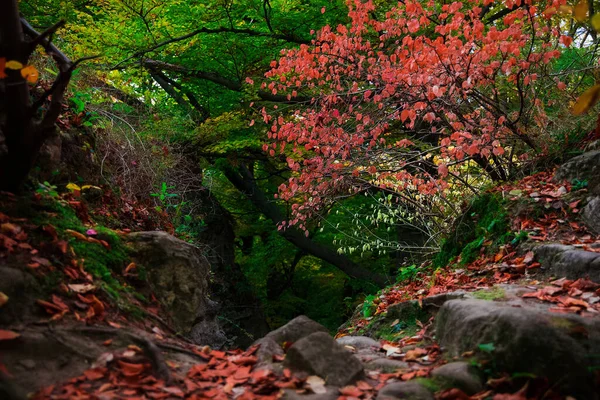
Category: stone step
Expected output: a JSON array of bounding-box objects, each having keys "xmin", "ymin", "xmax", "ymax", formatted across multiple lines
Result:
[
  {"xmin": 435, "ymin": 297, "xmax": 600, "ymax": 399},
  {"xmin": 533, "ymin": 243, "xmax": 600, "ymax": 283}
]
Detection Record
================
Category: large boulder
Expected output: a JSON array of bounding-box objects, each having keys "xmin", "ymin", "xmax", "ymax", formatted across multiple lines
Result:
[
  {"xmin": 533, "ymin": 243, "xmax": 600, "ymax": 283},
  {"xmin": 264, "ymin": 315, "xmax": 329, "ymax": 345},
  {"xmin": 555, "ymin": 149, "xmax": 600, "ymax": 194},
  {"xmin": 554, "ymin": 150, "xmax": 600, "ymax": 232},
  {"xmin": 582, "ymin": 196, "xmax": 600, "ymax": 233},
  {"xmin": 336, "ymin": 336, "xmax": 381, "ymax": 350},
  {"xmin": 430, "ymin": 362, "xmax": 483, "ymax": 395},
  {"xmin": 283, "ymin": 332, "xmax": 364, "ymax": 387},
  {"xmin": 127, "ymin": 231, "xmax": 225, "ymax": 347},
  {"xmin": 376, "ymin": 381, "xmax": 434, "ymax": 400},
  {"xmin": 436, "ymin": 299, "xmax": 600, "ymax": 399},
  {"xmin": 253, "ymin": 316, "xmax": 328, "ymax": 368}
]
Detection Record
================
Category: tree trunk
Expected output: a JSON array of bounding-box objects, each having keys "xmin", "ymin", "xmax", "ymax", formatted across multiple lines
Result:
[
  {"xmin": 222, "ymin": 163, "xmax": 389, "ymax": 287},
  {"xmin": 0, "ymin": 3, "xmax": 74, "ymax": 191}
]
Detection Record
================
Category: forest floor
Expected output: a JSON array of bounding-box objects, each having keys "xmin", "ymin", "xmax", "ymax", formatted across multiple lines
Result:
[{"xmin": 1, "ymin": 166, "xmax": 600, "ymax": 399}]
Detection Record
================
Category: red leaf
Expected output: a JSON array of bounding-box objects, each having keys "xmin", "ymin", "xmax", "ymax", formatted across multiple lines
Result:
[
  {"xmin": 0, "ymin": 329, "xmax": 20, "ymax": 340},
  {"xmin": 83, "ymin": 368, "xmax": 105, "ymax": 381},
  {"xmin": 117, "ymin": 360, "xmax": 146, "ymax": 377}
]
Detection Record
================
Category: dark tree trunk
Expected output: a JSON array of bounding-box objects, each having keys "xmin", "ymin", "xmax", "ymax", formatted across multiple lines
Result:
[
  {"xmin": 222, "ymin": 162, "xmax": 389, "ymax": 287},
  {"xmin": 0, "ymin": 2, "xmax": 76, "ymax": 191}
]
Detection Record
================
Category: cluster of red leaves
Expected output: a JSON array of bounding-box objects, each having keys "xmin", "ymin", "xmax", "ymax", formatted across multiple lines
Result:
[
  {"xmin": 37, "ymin": 344, "xmax": 369, "ymax": 400},
  {"xmin": 522, "ymin": 277, "xmax": 600, "ymax": 315},
  {"xmin": 0, "ymin": 194, "xmax": 68, "ymax": 271},
  {"xmin": 92, "ymin": 188, "xmax": 174, "ymax": 234},
  {"xmin": 259, "ymin": 0, "xmax": 569, "ymax": 227},
  {"xmin": 494, "ymin": 171, "xmax": 599, "ymax": 246}
]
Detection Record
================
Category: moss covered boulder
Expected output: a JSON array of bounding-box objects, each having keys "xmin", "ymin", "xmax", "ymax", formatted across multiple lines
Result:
[{"xmin": 127, "ymin": 231, "xmax": 225, "ymax": 347}]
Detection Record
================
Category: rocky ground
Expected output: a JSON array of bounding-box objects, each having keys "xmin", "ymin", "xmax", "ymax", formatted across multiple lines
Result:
[{"xmin": 1, "ymin": 151, "xmax": 600, "ymax": 399}]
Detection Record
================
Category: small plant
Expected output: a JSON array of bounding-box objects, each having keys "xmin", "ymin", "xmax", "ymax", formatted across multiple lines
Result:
[
  {"xmin": 572, "ymin": 179, "xmax": 588, "ymax": 191},
  {"xmin": 36, "ymin": 181, "xmax": 59, "ymax": 198},
  {"xmin": 478, "ymin": 342, "xmax": 496, "ymax": 353},
  {"xmin": 150, "ymin": 182, "xmax": 179, "ymax": 212},
  {"xmin": 396, "ymin": 264, "xmax": 418, "ymax": 283},
  {"xmin": 511, "ymin": 230, "xmax": 529, "ymax": 246},
  {"xmin": 362, "ymin": 294, "xmax": 377, "ymax": 318}
]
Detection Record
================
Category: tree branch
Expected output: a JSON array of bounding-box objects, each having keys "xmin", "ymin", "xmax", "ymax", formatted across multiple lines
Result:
[
  {"xmin": 112, "ymin": 26, "xmax": 309, "ymax": 70},
  {"xmin": 222, "ymin": 162, "xmax": 388, "ymax": 287},
  {"xmin": 142, "ymin": 59, "xmax": 312, "ymax": 104}
]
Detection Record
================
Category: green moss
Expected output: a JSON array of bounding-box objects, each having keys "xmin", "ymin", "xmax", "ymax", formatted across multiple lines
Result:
[
  {"xmin": 549, "ymin": 316, "xmax": 578, "ymax": 330},
  {"xmin": 366, "ymin": 301, "xmax": 429, "ymax": 341},
  {"xmin": 32, "ymin": 198, "xmax": 129, "ymax": 295},
  {"xmin": 434, "ymin": 193, "xmax": 511, "ymax": 268},
  {"xmin": 472, "ymin": 287, "xmax": 506, "ymax": 301},
  {"xmin": 415, "ymin": 377, "xmax": 443, "ymax": 392}
]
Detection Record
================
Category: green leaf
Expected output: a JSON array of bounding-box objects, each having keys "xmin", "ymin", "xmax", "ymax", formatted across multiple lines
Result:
[{"xmin": 478, "ymin": 342, "xmax": 495, "ymax": 353}]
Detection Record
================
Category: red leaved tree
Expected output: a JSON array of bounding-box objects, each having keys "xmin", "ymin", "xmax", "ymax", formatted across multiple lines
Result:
[{"xmin": 258, "ymin": 0, "xmax": 568, "ymax": 230}]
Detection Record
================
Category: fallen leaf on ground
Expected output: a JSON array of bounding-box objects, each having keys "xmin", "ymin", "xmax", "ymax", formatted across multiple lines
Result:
[
  {"xmin": 404, "ymin": 348, "xmax": 428, "ymax": 361},
  {"xmin": 68, "ymin": 283, "xmax": 96, "ymax": 293},
  {"xmin": 306, "ymin": 375, "xmax": 327, "ymax": 394},
  {"xmin": 0, "ymin": 329, "xmax": 20, "ymax": 340}
]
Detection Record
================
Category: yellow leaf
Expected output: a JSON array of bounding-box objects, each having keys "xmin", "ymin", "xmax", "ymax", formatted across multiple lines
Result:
[
  {"xmin": 572, "ymin": 84, "xmax": 600, "ymax": 115},
  {"xmin": 81, "ymin": 185, "xmax": 101, "ymax": 190},
  {"xmin": 20, "ymin": 65, "xmax": 38, "ymax": 83},
  {"xmin": 559, "ymin": 5, "xmax": 573, "ymax": 14},
  {"xmin": 66, "ymin": 183, "xmax": 81, "ymax": 191},
  {"xmin": 574, "ymin": 0, "xmax": 588, "ymax": 22},
  {"xmin": 591, "ymin": 13, "xmax": 600, "ymax": 31},
  {"xmin": 5, "ymin": 60, "xmax": 23, "ymax": 70}
]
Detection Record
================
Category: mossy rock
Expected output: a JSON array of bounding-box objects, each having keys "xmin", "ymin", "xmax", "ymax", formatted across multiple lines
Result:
[{"xmin": 434, "ymin": 193, "xmax": 510, "ymax": 268}]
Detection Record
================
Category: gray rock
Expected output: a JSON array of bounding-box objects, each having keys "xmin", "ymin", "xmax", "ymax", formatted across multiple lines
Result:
[
  {"xmin": 282, "ymin": 387, "xmax": 339, "ymax": 400},
  {"xmin": 431, "ymin": 362, "xmax": 483, "ymax": 395},
  {"xmin": 336, "ymin": 336, "xmax": 381, "ymax": 350},
  {"xmin": 533, "ymin": 243, "xmax": 600, "ymax": 283},
  {"xmin": 555, "ymin": 150, "xmax": 600, "ymax": 193},
  {"xmin": 17, "ymin": 360, "xmax": 36, "ymax": 370},
  {"xmin": 255, "ymin": 337, "xmax": 284, "ymax": 364},
  {"xmin": 436, "ymin": 299, "xmax": 600, "ymax": 399},
  {"xmin": 376, "ymin": 381, "xmax": 434, "ymax": 400},
  {"xmin": 364, "ymin": 358, "xmax": 410, "ymax": 372},
  {"xmin": 127, "ymin": 231, "xmax": 226, "ymax": 347},
  {"xmin": 583, "ymin": 197, "xmax": 600, "ymax": 233},
  {"xmin": 283, "ymin": 332, "xmax": 364, "ymax": 386},
  {"xmin": 0, "ymin": 266, "xmax": 38, "ymax": 325},
  {"xmin": 421, "ymin": 292, "xmax": 468, "ymax": 309},
  {"xmin": 264, "ymin": 315, "xmax": 329, "ymax": 345}
]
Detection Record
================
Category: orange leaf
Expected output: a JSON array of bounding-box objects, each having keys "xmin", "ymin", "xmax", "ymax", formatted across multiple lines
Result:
[
  {"xmin": 0, "ymin": 292, "xmax": 8, "ymax": 307},
  {"xmin": 124, "ymin": 262, "xmax": 136, "ymax": 274},
  {"xmin": 0, "ymin": 329, "xmax": 20, "ymax": 340},
  {"xmin": 65, "ymin": 229, "xmax": 90, "ymax": 242},
  {"xmin": 404, "ymin": 347, "xmax": 428, "ymax": 361},
  {"xmin": 117, "ymin": 360, "xmax": 145, "ymax": 377},
  {"xmin": 574, "ymin": 0, "xmax": 588, "ymax": 22},
  {"xmin": 20, "ymin": 65, "xmax": 39, "ymax": 83},
  {"xmin": 83, "ymin": 368, "xmax": 105, "ymax": 381},
  {"xmin": 339, "ymin": 386, "xmax": 363, "ymax": 396}
]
